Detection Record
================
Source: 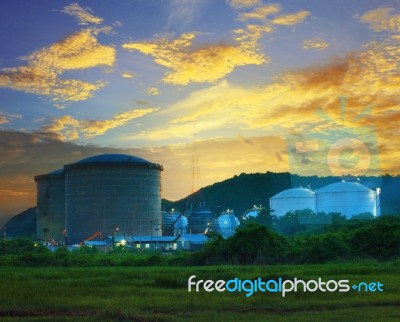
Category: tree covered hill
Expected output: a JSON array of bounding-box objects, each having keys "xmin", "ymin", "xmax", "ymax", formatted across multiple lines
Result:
[{"xmin": 163, "ymin": 172, "xmax": 400, "ymax": 217}]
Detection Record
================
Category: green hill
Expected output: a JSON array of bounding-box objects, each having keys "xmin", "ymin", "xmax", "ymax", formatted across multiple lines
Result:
[{"xmin": 163, "ymin": 172, "xmax": 400, "ymax": 217}]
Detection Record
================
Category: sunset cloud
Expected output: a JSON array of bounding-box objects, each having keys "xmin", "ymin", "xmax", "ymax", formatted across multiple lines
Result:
[
  {"xmin": 121, "ymin": 72, "xmax": 135, "ymax": 78},
  {"xmin": 0, "ymin": 130, "xmax": 288, "ymax": 224},
  {"xmin": 127, "ymin": 28, "xmax": 400, "ymax": 178},
  {"xmin": 303, "ymin": 38, "xmax": 330, "ymax": 50},
  {"xmin": 0, "ymin": 112, "xmax": 22, "ymax": 125},
  {"xmin": 61, "ymin": 3, "xmax": 104, "ymax": 25},
  {"xmin": 0, "ymin": 29, "xmax": 115, "ymax": 107},
  {"xmin": 272, "ymin": 10, "xmax": 311, "ymax": 26},
  {"xmin": 122, "ymin": 33, "xmax": 266, "ymax": 85},
  {"xmin": 146, "ymin": 87, "xmax": 160, "ymax": 95},
  {"xmin": 360, "ymin": 7, "xmax": 400, "ymax": 32},
  {"xmin": 237, "ymin": 4, "xmax": 280, "ymax": 21},
  {"xmin": 43, "ymin": 108, "xmax": 159, "ymax": 140},
  {"xmin": 122, "ymin": 3, "xmax": 312, "ymax": 86}
]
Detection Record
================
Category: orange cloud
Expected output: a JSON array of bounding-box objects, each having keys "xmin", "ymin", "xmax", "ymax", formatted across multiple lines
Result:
[
  {"xmin": 43, "ymin": 108, "xmax": 159, "ymax": 140},
  {"xmin": 0, "ymin": 29, "xmax": 115, "ymax": 107},
  {"xmin": 303, "ymin": 38, "xmax": 330, "ymax": 50},
  {"xmin": 127, "ymin": 27, "xmax": 400, "ymax": 178},
  {"xmin": 61, "ymin": 3, "xmax": 104, "ymax": 25}
]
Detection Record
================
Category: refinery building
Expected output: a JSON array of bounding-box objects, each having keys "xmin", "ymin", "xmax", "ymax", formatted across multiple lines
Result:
[
  {"xmin": 32, "ymin": 152, "xmax": 381, "ymax": 249},
  {"xmin": 33, "ymin": 153, "xmax": 240, "ymax": 249}
]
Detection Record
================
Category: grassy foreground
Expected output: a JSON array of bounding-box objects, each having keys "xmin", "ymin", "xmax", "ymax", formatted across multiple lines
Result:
[{"xmin": 0, "ymin": 260, "xmax": 399, "ymax": 321}]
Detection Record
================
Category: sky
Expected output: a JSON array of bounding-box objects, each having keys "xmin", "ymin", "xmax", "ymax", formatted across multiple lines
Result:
[{"xmin": 1, "ymin": 0, "xmax": 400, "ymax": 224}]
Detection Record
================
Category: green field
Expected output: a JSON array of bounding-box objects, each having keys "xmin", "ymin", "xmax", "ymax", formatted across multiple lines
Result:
[{"xmin": 0, "ymin": 260, "xmax": 399, "ymax": 321}]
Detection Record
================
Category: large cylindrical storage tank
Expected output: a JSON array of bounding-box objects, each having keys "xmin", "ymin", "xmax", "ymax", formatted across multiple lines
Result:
[
  {"xmin": 316, "ymin": 181, "xmax": 378, "ymax": 218},
  {"xmin": 269, "ymin": 188, "xmax": 315, "ymax": 217},
  {"xmin": 34, "ymin": 169, "xmax": 65, "ymax": 243},
  {"xmin": 64, "ymin": 154, "xmax": 163, "ymax": 244},
  {"xmin": 188, "ymin": 207, "xmax": 213, "ymax": 234},
  {"xmin": 162, "ymin": 212, "xmax": 175, "ymax": 236}
]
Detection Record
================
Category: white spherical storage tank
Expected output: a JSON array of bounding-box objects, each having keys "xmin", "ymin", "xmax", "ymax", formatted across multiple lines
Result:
[
  {"xmin": 269, "ymin": 188, "xmax": 315, "ymax": 217},
  {"xmin": 316, "ymin": 181, "xmax": 378, "ymax": 218}
]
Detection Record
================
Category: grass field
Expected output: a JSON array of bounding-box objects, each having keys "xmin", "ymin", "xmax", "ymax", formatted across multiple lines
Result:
[{"xmin": 0, "ymin": 260, "xmax": 399, "ymax": 321}]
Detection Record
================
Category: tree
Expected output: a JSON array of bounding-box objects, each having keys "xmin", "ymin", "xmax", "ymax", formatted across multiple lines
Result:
[{"xmin": 226, "ymin": 222, "xmax": 286, "ymax": 264}]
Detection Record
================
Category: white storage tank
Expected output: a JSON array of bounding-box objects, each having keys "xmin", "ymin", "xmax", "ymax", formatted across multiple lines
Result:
[
  {"xmin": 269, "ymin": 188, "xmax": 315, "ymax": 217},
  {"xmin": 316, "ymin": 181, "xmax": 379, "ymax": 218}
]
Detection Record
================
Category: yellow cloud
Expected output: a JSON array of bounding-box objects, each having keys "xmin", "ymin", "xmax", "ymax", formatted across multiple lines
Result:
[
  {"xmin": 61, "ymin": 3, "xmax": 103, "ymax": 25},
  {"xmin": 272, "ymin": 10, "xmax": 311, "ymax": 25},
  {"xmin": 146, "ymin": 87, "xmax": 160, "ymax": 95},
  {"xmin": 43, "ymin": 108, "xmax": 159, "ymax": 140},
  {"xmin": 0, "ymin": 116, "xmax": 8, "ymax": 125},
  {"xmin": 237, "ymin": 4, "xmax": 280, "ymax": 21},
  {"xmin": 128, "ymin": 32, "xmax": 400, "ymax": 178},
  {"xmin": 123, "ymin": 4, "xmax": 312, "ymax": 86},
  {"xmin": 303, "ymin": 38, "xmax": 330, "ymax": 50},
  {"xmin": 233, "ymin": 23, "xmax": 274, "ymax": 50},
  {"xmin": 23, "ymin": 29, "xmax": 115, "ymax": 71},
  {"xmin": 229, "ymin": 0, "xmax": 261, "ymax": 8},
  {"xmin": 122, "ymin": 33, "xmax": 266, "ymax": 85},
  {"xmin": 361, "ymin": 7, "xmax": 400, "ymax": 32},
  {"xmin": 42, "ymin": 115, "xmax": 80, "ymax": 140},
  {"xmin": 0, "ymin": 29, "xmax": 115, "ymax": 107},
  {"xmin": 121, "ymin": 72, "xmax": 135, "ymax": 78}
]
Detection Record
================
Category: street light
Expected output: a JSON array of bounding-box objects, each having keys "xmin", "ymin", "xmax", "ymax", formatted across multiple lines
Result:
[{"xmin": 112, "ymin": 227, "xmax": 119, "ymax": 251}]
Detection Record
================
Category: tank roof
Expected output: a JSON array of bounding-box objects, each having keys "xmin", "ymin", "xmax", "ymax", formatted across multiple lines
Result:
[
  {"xmin": 271, "ymin": 187, "xmax": 315, "ymax": 199},
  {"xmin": 76, "ymin": 154, "xmax": 149, "ymax": 164},
  {"xmin": 49, "ymin": 169, "xmax": 64, "ymax": 175},
  {"xmin": 64, "ymin": 153, "xmax": 163, "ymax": 171},
  {"xmin": 317, "ymin": 181, "xmax": 373, "ymax": 193},
  {"xmin": 34, "ymin": 168, "xmax": 65, "ymax": 182}
]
